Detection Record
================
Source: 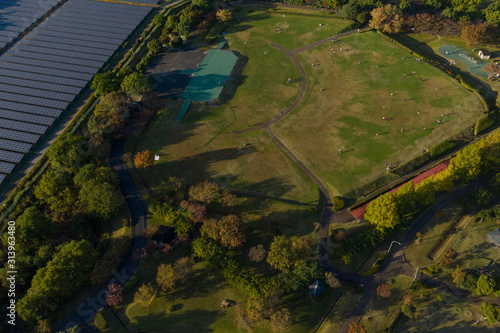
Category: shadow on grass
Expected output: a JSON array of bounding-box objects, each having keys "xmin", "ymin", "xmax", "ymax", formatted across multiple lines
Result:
[{"xmin": 131, "ymin": 308, "xmax": 223, "ymax": 332}]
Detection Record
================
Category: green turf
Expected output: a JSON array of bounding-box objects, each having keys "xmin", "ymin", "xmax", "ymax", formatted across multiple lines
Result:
[
  {"xmin": 359, "ymin": 275, "xmax": 413, "ymax": 332},
  {"xmin": 180, "ymin": 50, "xmax": 238, "ymax": 102},
  {"xmin": 273, "ymin": 31, "xmax": 484, "ymax": 196}
]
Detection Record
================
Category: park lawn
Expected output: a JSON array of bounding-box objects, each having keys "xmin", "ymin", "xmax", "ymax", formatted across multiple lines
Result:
[
  {"xmin": 393, "ymin": 281, "xmax": 496, "ymax": 332},
  {"xmin": 190, "ymin": 5, "xmax": 352, "ymax": 131},
  {"xmin": 359, "ymin": 275, "xmax": 413, "ymax": 332},
  {"xmin": 273, "ymin": 31, "xmax": 484, "ymax": 197},
  {"xmin": 232, "ymin": 5, "xmax": 352, "ymax": 51},
  {"xmin": 404, "ymin": 202, "xmax": 465, "ymax": 269},
  {"xmin": 316, "ymin": 287, "xmax": 360, "ymax": 333},
  {"xmin": 448, "ymin": 207, "xmax": 500, "ymax": 274},
  {"xmin": 133, "ymin": 103, "xmax": 320, "ymax": 204}
]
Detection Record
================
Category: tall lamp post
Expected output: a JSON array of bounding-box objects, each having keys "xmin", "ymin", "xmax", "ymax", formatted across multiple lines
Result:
[{"xmin": 387, "ymin": 241, "xmax": 401, "ymax": 254}]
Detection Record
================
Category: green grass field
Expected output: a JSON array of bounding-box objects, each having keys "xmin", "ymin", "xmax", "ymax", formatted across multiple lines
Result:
[
  {"xmin": 359, "ymin": 275, "xmax": 413, "ymax": 332},
  {"xmin": 273, "ymin": 31, "xmax": 485, "ymax": 196}
]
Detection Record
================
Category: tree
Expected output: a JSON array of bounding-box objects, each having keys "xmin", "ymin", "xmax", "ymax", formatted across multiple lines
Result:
[
  {"xmin": 79, "ymin": 181, "xmax": 122, "ymax": 220},
  {"xmin": 74, "ymin": 163, "xmax": 118, "ymax": 188},
  {"xmin": 395, "ymin": 181, "xmax": 415, "ymax": 215},
  {"xmin": 17, "ymin": 240, "xmax": 96, "ymax": 322},
  {"xmin": 179, "ymin": 200, "xmax": 207, "ymax": 223},
  {"xmin": 222, "ymin": 189, "xmax": 239, "ymax": 207},
  {"xmin": 364, "ymin": 192, "xmax": 401, "ymax": 231},
  {"xmin": 270, "ymin": 308, "xmax": 292, "ymax": 333},
  {"xmin": 121, "ymin": 72, "xmax": 150, "ymax": 94},
  {"xmin": 369, "ymin": 5, "xmax": 404, "ymax": 34},
  {"xmin": 134, "ymin": 150, "xmax": 155, "ymax": 168},
  {"xmin": 414, "ymin": 177, "xmax": 436, "ymax": 205},
  {"xmin": 476, "ymin": 275, "xmax": 496, "ymax": 295},
  {"xmin": 201, "ymin": 215, "xmax": 246, "ymax": 248},
  {"xmin": 156, "ymin": 257, "xmax": 192, "ymax": 291},
  {"xmin": 398, "ymin": 0, "xmax": 411, "ymax": 11},
  {"xmin": 462, "ymin": 23, "xmax": 490, "ymax": 44},
  {"xmin": 153, "ymin": 14, "xmax": 166, "ymax": 27},
  {"xmin": 451, "ymin": 0, "xmax": 481, "ymax": 13},
  {"xmin": 348, "ymin": 322, "xmax": 367, "ymax": 333},
  {"xmin": 16, "ymin": 207, "xmax": 53, "ymax": 251},
  {"xmin": 248, "ymin": 244, "xmax": 267, "ymax": 262},
  {"xmin": 452, "ymin": 265, "xmax": 466, "ymax": 286},
  {"xmin": 485, "ymin": 1, "xmax": 500, "ymax": 25},
  {"xmin": 325, "ymin": 272, "xmax": 341, "ymax": 288},
  {"xmin": 325, "ymin": 0, "xmax": 346, "ymax": 8},
  {"xmin": 341, "ymin": 3, "xmax": 361, "ymax": 20},
  {"xmin": 147, "ymin": 39, "xmax": 162, "ymax": 55},
  {"xmin": 377, "ymin": 284, "xmax": 391, "ymax": 298},
  {"xmin": 448, "ymin": 140, "xmax": 486, "ymax": 182},
  {"xmin": 189, "ymin": 180, "xmax": 221, "ymax": 204},
  {"xmin": 160, "ymin": 28, "xmax": 171, "ymax": 45},
  {"xmin": 105, "ymin": 283, "xmax": 123, "ymax": 306},
  {"xmin": 440, "ymin": 248, "xmax": 457, "ymax": 265},
  {"xmin": 481, "ymin": 302, "xmax": 500, "ymax": 325},
  {"xmin": 267, "ymin": 235, "xmax": 294, "ymax": 272},
  {"xmin": 171, "ymin": 35, "xmax": 184, "ymax": 48},
  {"xmin": 48, "ymin": 133, "xmax": 89, "ymax": 173},
  {"xmin": 91, "ymin": 71, "xmax": 121, "ymax": 96},
  {"xmin": 216, "ymin": 9, "xmax": 233, "ymax": 23},
  {"xmin": 192, "ymin": 236, "xmax": 224, "ymax": 259},
  {"xmin": 134, "ymin": 283, "xmax": 157, "ymax": 307}
]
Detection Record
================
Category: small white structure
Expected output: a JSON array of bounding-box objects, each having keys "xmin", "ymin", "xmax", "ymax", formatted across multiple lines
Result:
[
  {"xmin": 478, "ymin": 50, "xmax": 491, "ymax": 60},
  {"xmin": 485, "ymin": 228, "xmax": 500, "ymax": 247}
]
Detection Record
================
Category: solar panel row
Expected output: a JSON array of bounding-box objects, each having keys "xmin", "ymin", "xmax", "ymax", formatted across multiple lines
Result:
[{"xmin": 0, "ymin": 0, "xmax": 155, "ymax": 184}]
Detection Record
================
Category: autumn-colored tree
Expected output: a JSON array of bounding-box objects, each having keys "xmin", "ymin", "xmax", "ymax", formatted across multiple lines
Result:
[
  {"xmin": 369, "ymin": 5, "xmax": 404, "ymax": 34},
  {"xmin": 218, "ymin": 215, "xmax": 246, "ymax": 248},
  {"xmin": 414, "ymin": 177, "xmax": 436, "ymax": 205},
  {"xmin": 335, "ymin": 229, "xmax": 346, "ymax": 243},
  {"xmin": 179, "ymin": 200, "xmax": 207, "ymax": 223},
  {"xmin": 201, "ymin": 215, "xmax": 246, "ymax": 248},
  {"xmin": 189, "ymin": 180, "xmax": 221, "ymax": 204},
  {"xmin": 416, "ymin": 232, "xmax": 423, "ymax": 241},
  {"xmin": 134, "ymin": 283, "xmax": 157, "ymax": 307},
  {"xmin": 325, "ymin": 272, "xmax": 341, "ymax": 288},
  {"xmin": 222, "ymin": 189, "xmax": 239, "ymax": 207},
  {"xmin": 156, "ymin": 257, "xmax": 192, "ymax": 291},
  {"xmin": 270, "ymin": 308, "xmax": 292, "ymax": 333},
  {"xmin": 403, "ymin": 294, "xmax": 414, "ymax": 305},
  {"xmin": 134, "ymin": 150, "xmax": 154, "ymax": 168},
  {"xmin": 377, "ymin": 284, "xmax": 392, "ymax": 298},
  {"xmin": 440, "ymin": 248, "xmax": 457, "ymax": 265},
  {"xmin": 216, "ymin": 9, "xmax": 233, "ymax": 23},
  {"xmin": 364, "ymin": 192, "xmax": 401, "ymax": 231},
  {"xmin": 348, "ymin": 322, "xmax": 367, "ymax": 333},
  {"xmin": 248, "ymin": 244, "xmax": 267, "ymax": 262},
  {"xmin": 105, "ymin": 283, "xmax": 123, "ymax": 306},
  {"xmin": 452, "ymin": 265, "xmax": 466, "ymax": 286},
  {"xmin": 36, "ymin": 319, "xmax": 51, "ymax": 333},
  {"xmin": 462, "ymin": 23, "xmax": 490, "ymax": 44}
]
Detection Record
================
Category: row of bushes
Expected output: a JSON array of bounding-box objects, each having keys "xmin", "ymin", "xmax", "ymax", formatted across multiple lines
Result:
[
  {"xmin": 390, "ymin": 151, "xmax": 430, "ymax": 176},
  {"xmin": 475, "ymin": 111, "xmax": 497, "ymax": 136},
  {"xmin": 363, "ymin": 253, "xmax": 387, "ymax": 276},
  {"xmin": 428, "ymin": 141, "xmax": 457, "ymax": 159}
]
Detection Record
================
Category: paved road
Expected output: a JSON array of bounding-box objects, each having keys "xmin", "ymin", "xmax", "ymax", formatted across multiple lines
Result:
[{"xmin": 54, "ymin": 109, "xmax": 148, "ymax": 333}]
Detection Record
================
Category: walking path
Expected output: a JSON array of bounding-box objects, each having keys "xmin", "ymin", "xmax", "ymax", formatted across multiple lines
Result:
[{"xmin": 54, "ymin": 109, "xmax": 148, "ymax": 333}]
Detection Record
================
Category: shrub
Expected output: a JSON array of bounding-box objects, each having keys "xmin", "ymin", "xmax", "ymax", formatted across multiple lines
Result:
[
  {"xmin": 94, "ymin": 311, "xmax": 108, "ymax": 330},
  {"xmin": 428, "ymin": 141, "xmax": 457, "ymax": 158},
  {"xmin": 332, "ymin": 196, "xmax": 345, "ymax": 211},
  {"xmin": 475, "ymin": 112, "xmax": 496, "ymax": 136}
]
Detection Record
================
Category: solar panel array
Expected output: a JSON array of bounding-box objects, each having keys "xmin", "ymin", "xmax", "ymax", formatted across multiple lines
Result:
[
  {"xmin": 0, "ymin": 0, "xmax": 64, "ymax": 49},
  {"xmin": 0, "ymin": 0, "xmax": 155, "ymax": 185}
]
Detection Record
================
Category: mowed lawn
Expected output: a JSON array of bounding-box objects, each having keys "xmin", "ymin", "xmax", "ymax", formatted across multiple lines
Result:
[
  {"xmin": 194, "ymin": 5, "xmax": 352, "ymax": 131},
  {"xmin": 134, "ymin": 101, "xmax": 319, "ymax": 204},
  {"xmin": 273, "ymin": 31, "xmax": 485, "ymax": 197}
]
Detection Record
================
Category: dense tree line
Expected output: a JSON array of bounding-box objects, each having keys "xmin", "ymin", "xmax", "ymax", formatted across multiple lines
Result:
[{"xmin": 340, "ymin": 130, "xmax": 500, "ymax": 262}]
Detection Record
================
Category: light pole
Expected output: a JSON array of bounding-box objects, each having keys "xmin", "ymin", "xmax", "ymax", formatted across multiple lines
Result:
[{"xmin": 387, "ymin": 241, "xmax": 401, "ymax": 254}]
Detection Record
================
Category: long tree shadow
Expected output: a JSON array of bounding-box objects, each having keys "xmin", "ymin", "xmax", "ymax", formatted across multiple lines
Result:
[{"xmin": 129, "ymin": 309, "xmax": 223, "ymax": 333}]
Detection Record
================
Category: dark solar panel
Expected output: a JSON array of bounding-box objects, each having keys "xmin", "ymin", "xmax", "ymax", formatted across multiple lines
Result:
[
  {"xmin": 0, "ymin": 128, "xmax": 40, "ymax": 144},
  {"xmin": 0, "ymin": 110, "xmax": 55, "ymax": 126},
  {"xmin": 0, "ymin": 138, "xmax": 32, "ymax": 153},
  {"xmin": 0, "ymin": 149, "xmax": 25, "ymax": 163},
  {"xmin": 0, "ymin": 161, "xmax": 15, "ymax": 174},
  {"xmin": 0, "ymin": 173, "xmax": 5, "ymax": 184}
]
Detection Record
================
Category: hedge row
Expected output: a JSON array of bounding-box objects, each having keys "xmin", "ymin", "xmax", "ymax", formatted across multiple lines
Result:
[
  {"xmin": 205, "ymin": 22, "xmax": 227, "ymax": 44},
  {"xmin": 428, "ymin": 141, "xmax": 457, "ymax": 158},
  {"xmin": 390, "ymin": 152, "xmax": 430, "ymax": 176},
  {"xmin": 475, "ymin": 111, "xmax": 497, "ymax": 136},
  {"xmin": 363, "ymin": 254, "xmax": 387, "ymax": 276}
]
